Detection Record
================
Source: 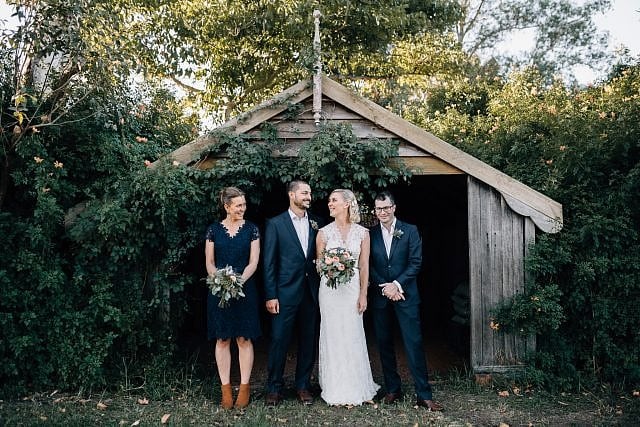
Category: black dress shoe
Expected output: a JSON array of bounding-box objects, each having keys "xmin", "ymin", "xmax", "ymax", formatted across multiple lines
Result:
[
  {"xmin": 265, "ymin": 392, "xmax": 282, "ymax": 406},
  {"xmin": 297, "ymin": 389, "xmax": 313, "ymax": 405},
  {"xmin": 415, "ymin": 399, "xmax": 443, "ymax": 411},
  {"xmin": 383, "ymin": 392, "xmax": 403, "ymax": 404}
]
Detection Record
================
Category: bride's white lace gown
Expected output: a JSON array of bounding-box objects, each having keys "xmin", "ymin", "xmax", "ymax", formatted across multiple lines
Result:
[{"xmin": 318, "ymin": 222, "xmax": 379, "ymax": 405}]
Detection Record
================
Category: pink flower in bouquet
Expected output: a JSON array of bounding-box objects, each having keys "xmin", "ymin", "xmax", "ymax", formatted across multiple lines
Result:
[{"xmin": 319, "ymin": 247, "xmax": 356, "ymax": 289}]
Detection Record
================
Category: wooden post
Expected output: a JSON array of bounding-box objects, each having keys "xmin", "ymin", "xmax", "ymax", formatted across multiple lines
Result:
[{"xmin": 312, "ymin": 9, "xmax": 322, "ymax": 125}]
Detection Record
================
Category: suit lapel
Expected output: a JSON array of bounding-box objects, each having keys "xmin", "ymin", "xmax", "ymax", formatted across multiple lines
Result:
[
  {"xmin": 306, "ymin": 216, "xmax": 317, "ymax": 259},
  {"xmin": 388, "ymin": 220, "xmax": 402, "ymax": 260},
  {"xmin": 372, "ymin": 224, "xmax": 389, "ymax": 261}
]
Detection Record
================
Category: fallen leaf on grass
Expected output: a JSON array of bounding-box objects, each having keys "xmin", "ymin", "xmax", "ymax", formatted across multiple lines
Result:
[
  {"xmin": 633, "ymin": 390, "xmax": 639, "ymax": 397},
  {"xmin": 131, "ymin": 420, "xmax": 140, "ymax": 426},
  {"xmin": 161, "ymin": 414, "xmax": 171, "ymax": 424},
  {"xmin": 512, "ymin": 387, "xmax": 521, "ymax": 395},
  {"xmin": 558, "ymin": 401, "xmax": 569, "ymax": 406},
  {"xmin": 498, "ymin": 390, "xmax": 510, "ymax": 397},
  {"xmin": 137, "ymin": 397, "xmax": 149, "ymax": 405},
  {"xmin": 499, "ymin": 423, "xmax": 510, "ymax": 427},
  {"xmin": 96, "ymin": 402, "xmax": 108, "ymax": 410}
]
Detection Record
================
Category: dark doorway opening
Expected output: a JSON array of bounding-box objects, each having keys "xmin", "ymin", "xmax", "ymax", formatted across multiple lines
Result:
[
  {"xmin": 384, "ymin": 175, "xmax": 470, "ymax": 373},
  {"xmin": 178, "ymin": 176, "xmax": 470, "ymax": 381}
]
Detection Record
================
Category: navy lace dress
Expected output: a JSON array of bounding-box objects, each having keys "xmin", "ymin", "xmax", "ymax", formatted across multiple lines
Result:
[{"xmin": 206, "ymin": 221, "xmax": 261, "ymax": 341}]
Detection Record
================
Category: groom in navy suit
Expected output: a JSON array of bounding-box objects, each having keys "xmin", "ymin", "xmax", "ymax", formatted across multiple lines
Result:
[
  {"xmin": 263, "ymin": 180, "xmax": 322, "ymax": 406},
  {"xmin": 369, "ymin": 191, "xmax": 443, "ymax": 411}
]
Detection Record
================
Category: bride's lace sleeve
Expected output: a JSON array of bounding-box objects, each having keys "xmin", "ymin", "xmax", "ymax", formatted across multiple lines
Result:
[
  {"xmin": 318, "ymin": 227, "xmax": 328, "ymax": 244},
  {"xmin": 356, "ymin": 224, "xmax": 369, "ymax": 242}
]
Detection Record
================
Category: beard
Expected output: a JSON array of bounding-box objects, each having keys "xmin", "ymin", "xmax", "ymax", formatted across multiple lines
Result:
[{"xmin": 293, "ymin": 197, "xmax": 311, "ymax": 210}]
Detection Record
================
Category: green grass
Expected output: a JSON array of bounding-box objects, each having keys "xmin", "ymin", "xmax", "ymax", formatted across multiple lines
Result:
[{"xmin": 2, "ymin": 376, "xmax": 638, "ymax": 426}]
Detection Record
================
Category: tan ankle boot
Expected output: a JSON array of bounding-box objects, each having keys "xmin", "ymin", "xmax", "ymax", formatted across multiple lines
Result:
[
  {"xmin": 234, "ymin": 383, "xmax": 250, "ymax": 408},
  {"xmin": 220, "ymin": 383, "xmax": 233, "ymax": 409}
]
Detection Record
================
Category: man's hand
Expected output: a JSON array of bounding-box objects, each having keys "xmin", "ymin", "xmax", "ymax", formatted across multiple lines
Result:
[
  {"xmin": 266, "ymin": 299, "xmax": 280, "ymax": 314},
  {"xmin": 379, "ymin": 283, "xmax": 405, "ymax": 302}
]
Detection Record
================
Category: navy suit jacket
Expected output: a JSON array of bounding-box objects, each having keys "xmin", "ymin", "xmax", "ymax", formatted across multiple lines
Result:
[
  {"xmin": 369, "ymin": 220, "xmax": 423, "ymax": 308},
  {"xmin": 263, "ymin": 211, "xmax": 322, "ymax": 306}
]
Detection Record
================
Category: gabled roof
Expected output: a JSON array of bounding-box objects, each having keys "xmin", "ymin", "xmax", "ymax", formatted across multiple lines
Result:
[{"xmin": 160, "ymin": 75, "xmax": 563, "ymax": 233}]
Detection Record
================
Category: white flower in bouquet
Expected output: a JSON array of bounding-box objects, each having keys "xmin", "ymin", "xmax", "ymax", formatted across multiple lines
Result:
[{"xmin": 206, "ymin": 265, "xmax": 245, "ymax": 308}]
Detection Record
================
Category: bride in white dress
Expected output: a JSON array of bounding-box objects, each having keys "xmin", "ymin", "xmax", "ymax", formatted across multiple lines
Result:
[{"xmin": 316, "ymin": 189, "xmax": 379, "ymax": 405}]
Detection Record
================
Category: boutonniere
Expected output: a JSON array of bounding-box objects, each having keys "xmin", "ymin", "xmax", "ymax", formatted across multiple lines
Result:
[
  {"xmin": 310, "ymin": 219, "xmax": 319, "ymax": 231},
  {"xmin": 392, "ymin": 229, "xmax": 404, "ymax": 239}
]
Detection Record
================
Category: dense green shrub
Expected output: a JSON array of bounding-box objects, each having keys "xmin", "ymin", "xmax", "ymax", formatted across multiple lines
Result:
[
  {"xmin": 0, "ymin": 79, "xmax": 201, "ymax": 395},
  {"xmin": 428, "ymin": 64, "xmax": 640, "ymax": 389}
]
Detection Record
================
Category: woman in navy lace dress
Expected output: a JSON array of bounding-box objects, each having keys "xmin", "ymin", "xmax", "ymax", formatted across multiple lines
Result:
[{"xmin": 205, "ymin": 187, "xmax": 260, "ymax": 409}]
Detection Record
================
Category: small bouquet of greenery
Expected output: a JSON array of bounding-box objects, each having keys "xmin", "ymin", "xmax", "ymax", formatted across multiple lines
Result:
[
  {"xmin": 318, "ymin": 247, "xmax": 356, "ymax": 289},
  {"xmin": 206, "ymin": 265, "xmax": 245, "ymax": 308}
]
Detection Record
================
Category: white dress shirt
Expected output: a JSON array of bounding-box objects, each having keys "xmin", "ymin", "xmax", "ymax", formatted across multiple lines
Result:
[
  {"xmin": 289, "ymin": 208, "xmax": 309, "ymax": 257},
  {"xmin": 380, "ymin": 219, "xmax": 404, "ymax": 293},
  {"xmin": 380, "ymin": 218, "xmax": 397, "ymax": 258}
]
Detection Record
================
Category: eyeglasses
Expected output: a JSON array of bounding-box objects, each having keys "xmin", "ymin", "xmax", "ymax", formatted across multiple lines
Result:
[{"xmin": 374, "ymin": 205, "xmax": 395, "ymax": 213}]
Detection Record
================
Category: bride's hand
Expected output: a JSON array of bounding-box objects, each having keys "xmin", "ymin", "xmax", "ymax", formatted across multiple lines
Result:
[{"xmin": 357, "ymin": 294, "xmax": 367, "ymax": 314}]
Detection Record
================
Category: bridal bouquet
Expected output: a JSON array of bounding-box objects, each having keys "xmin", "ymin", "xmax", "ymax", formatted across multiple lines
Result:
[
  {"xmin": 318, "ymin": 247, "xmax": 356, "ymax": 289},
  {"xmin": 206, "ymin": 265, "xmax": 245, "ymax": 308}
]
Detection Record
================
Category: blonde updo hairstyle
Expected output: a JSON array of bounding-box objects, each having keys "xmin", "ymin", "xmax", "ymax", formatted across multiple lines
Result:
[
  {"xmin": 331, "ymin": 189, "xmax": 361, "ymax": 223},
  {"xmin": 220, "ymin": 186, "xmax": 245, "ymax": 210}
]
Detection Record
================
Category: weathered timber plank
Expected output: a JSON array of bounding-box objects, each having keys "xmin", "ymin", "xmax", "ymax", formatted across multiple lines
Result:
[
  {"xmin": 487, "ymin": 186, "xmax": 503, "ymax": 366},
  {"xmin": 524, "ymin": 218, "xmax": 537, "ymax": 353},
  {"xmin": 390, "ymin": 157, "xmax": 463, "ymax": 175},
  {"xmin": 501, "ymin": 197, "xmax": 516, "ymax": 364},
  {"xmin": 468, "ymin": 176, "xmax": 484, "ymax": 370},
  {"xmin": 245, "ymin": 119, "xmax": 398, "ymax": 139}
]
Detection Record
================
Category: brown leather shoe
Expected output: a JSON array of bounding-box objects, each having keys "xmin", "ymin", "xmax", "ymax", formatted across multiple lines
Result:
[
  {"xmin": 234, "ymin": 383, "xmax": 250, "ymax": 409},
  {"xmin": 415, "ymin": 399, "xmax": 444, "ymax": 411},
  {"xmin": 265, "ymin": 392, "xmax": 282, "ymax": 406},
  {"xmin": 220, "ymin": 384, "xmax": 233, "ymax": 409},
  {"xmin": 297, "ymin": 389, "xmax": 313, "ymax": 405},
  {"xmin": 383, "ymin": 392, "xmax": 403, "ymax": 404}
]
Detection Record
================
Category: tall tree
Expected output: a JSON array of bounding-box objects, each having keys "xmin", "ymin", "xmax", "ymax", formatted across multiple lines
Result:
[
  {"xmin": 454, "ymin": 0, "xmax": 612, "ymax": 77},
  {"xmin": 0, "ymin": 0, "xmax": 144, "ymax": 208},
  {"xmin": 115, "ymin": 0, "xmax": 461, "ymax": 119}
]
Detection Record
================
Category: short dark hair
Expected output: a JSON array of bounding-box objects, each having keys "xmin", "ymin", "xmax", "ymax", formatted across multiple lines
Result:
[
  {"xmin": 374, "ymin": 190, "xmax": 395, "ymax": 205},
  {"xmin": 287, "ymin": 180, "xmax": 309, "ymax": 193}
]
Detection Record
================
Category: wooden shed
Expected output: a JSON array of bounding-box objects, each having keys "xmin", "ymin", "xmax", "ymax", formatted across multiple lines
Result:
[{"xmin": 165, "ymin": 75, "xmax": 563, "ymax": 374}]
